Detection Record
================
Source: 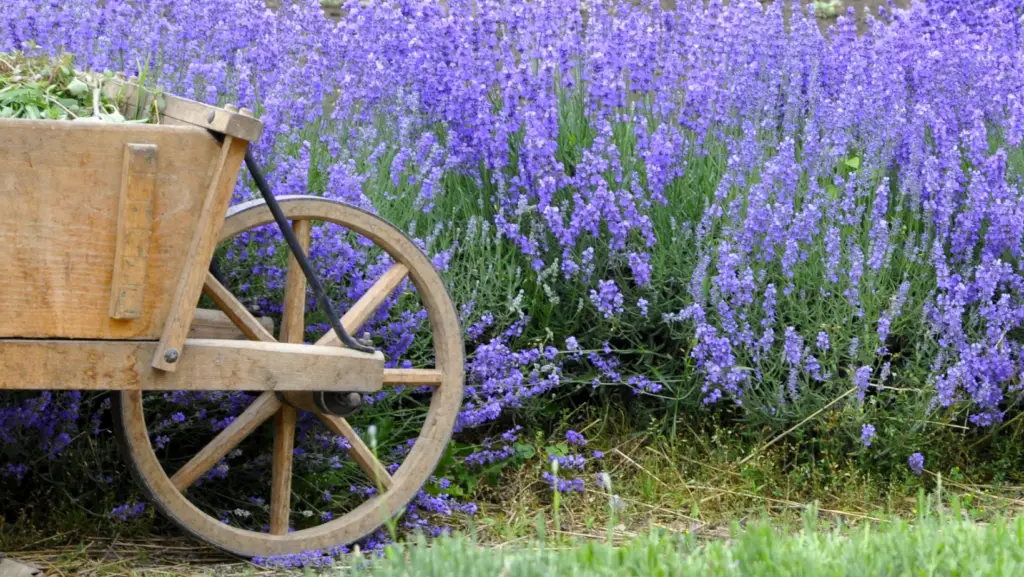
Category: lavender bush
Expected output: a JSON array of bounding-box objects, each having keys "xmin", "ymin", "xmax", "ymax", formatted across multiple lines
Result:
[{"xmin": 3, "ymin": 0, "xmax": 1024, "ymax": 554}]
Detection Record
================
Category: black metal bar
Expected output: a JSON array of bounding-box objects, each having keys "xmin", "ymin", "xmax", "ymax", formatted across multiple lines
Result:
[
  {"xmin": 208, "ymin": 257, "xmax": 229, "ymax": 288},
  {"xmin": 241, "ymin": 149, "xmax": 376, "ymax": 354}
]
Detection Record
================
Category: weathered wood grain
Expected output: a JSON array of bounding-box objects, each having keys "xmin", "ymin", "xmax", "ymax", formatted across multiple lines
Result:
[
  {"xmin": 109, "ymin": 143, "xmax": 159, "ymax": 320},
  {"xmin": 0, "ymin": 339, "xmax": 385, "ymax": 392},
  {"xmin": 0, "ymin": 119, "xmax": 222, "ymax": 339},
  {"xmin": 152, "ymin": 133, "xmax": 249, "ymax": 371}
]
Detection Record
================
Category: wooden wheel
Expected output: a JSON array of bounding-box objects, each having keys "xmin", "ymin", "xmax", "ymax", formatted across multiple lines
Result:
[{"xmin": 111, "ymin": 196, "xmax": 464, "ymax": 558}]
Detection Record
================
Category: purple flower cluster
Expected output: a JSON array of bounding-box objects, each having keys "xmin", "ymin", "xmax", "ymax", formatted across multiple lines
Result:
[
  {"xmin": 253, "ymin": 544, "xmax": 352, "ymax": 570},
  {"xmin": 542, "ymin": 472, "xmax": 586, "ymax": 493},
  {"xmin": 464, "ymin": 426, "xmax": 522, "ymax": 468},
  {"xmin": 908, "ymin": 452, "xmax": 925, "ymax": 476},
  {"xmin": 861, "ymin": 424, "xmax": 876, "ymax": 447},
  {"xmin": 110, "ymin": 501, "xmax": 146, "ymax": 521},
  {"xmin": 542, "ymin": 430, "xmax": 603, "ymax": 493},
  {"xmin": 565, "ymin": 430, "xmax": 586, "ymax": 446}
]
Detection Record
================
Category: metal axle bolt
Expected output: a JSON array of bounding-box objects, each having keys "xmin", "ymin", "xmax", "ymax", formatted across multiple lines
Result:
[{"xmin": 164, "ymin": 349, "xmax": 179, "ymax": 363}]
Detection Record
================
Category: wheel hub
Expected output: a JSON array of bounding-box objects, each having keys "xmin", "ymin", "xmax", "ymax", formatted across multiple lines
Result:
[
  {"xmin": 313, "ymin": 391, "xmax": 362, "ymax": 417},
  {"xmin": 275, "ymin": 390, "xmax": 364, "ymax": 417}
]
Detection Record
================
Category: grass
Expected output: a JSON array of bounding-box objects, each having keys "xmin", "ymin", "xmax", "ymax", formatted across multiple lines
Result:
[
  {"xmin": 8, "ymin": 421, "xmax": 1024, "ymax": 576},
  {"xmin": 342, "ymin": 504, "xmax": 1024, "ymax": 576},
  {"xmin": 8, "ymin": 486, "xmax": 1024, "ymax": 576},
  {"xmin": 458, "ymin": 423, "xmax": 1024, "ymax": 545},
  {"xmin": 335, "ymin": 480, "xmax": 1024, "ymax": 576}
]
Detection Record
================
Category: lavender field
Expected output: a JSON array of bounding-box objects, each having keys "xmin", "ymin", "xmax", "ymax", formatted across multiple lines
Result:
[{"xmin": 3, "ymin": 0, "xmax": 1024, "ymax": 567}]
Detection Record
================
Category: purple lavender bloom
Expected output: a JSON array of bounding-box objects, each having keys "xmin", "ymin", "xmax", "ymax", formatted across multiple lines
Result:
[
  {"xmin": 110, "ymin": 502, "xmax": 146, "ymax": 522},
  {"xmin": 853, "ymin": 366, "xmax": 872, "ymax": 401},
  {"xmin": 590, "ymin": 280, "xmax": 625, "ymax": 319},
  {"xmin": 549, "ymin": 454, "xmax": 587, "ymax": 471},
  {"xmin": 2, "ymin": 464, "xmax": 28, "ymax": 481},
  {"xmin": 565, "ymin": 430, "xmax": 587, "ymax": 446},
  {"xmin": 5, "ymin": 0, "xmax": 1024, "ymax": 531},
  {"xmin": 542, "ymin": 472, "xmax": 585, "ymax": 493},
  {"xmin": 816, "ymin": 331, "xmax": 831, "ymax": 352},
  {"xmin": 861, "ymin": 424, "xmax": 876, "ymax": 447},
  {"xmin": 908, "ymin": 453, "xmax": 925, "ymax": 476},
  {"xmin": 565, "ymin": 337, "xmax": 580, "ymax": 352}
]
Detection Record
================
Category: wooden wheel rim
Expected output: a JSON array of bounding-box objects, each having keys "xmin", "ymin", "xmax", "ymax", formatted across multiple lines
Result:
[{"xmin": 113, "ymin": 196, "xmax": 465, "ymax": 557}]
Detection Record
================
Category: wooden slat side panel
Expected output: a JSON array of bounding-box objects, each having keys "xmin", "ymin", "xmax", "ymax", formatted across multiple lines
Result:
[
  {"xmin": 0, "ymin": 119, "xmax": 223, "ymax": 339},
  {"xmin": 109, "ymin": 143, "xmax": 159, "ymax": 319}
]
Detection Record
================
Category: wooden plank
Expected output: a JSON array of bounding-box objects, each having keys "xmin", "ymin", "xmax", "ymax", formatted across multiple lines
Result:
[
  {"xmin": 109, "ymin": 143, "xmax": 159, "ymax": 319},
  {"xmin": 269, "ymin": 405, "xmax": 297, "ymax": 535},
  {"xmin": 315, "ymin": 263, "xmax": 409, "ymax": 347},
  {"xmin": 0, "ymin": 339, "xmax": 385, "ymax": 392},
  {"xmin": 382, "ymin": 368, "xmax": 444, "ymax": 386},
  {"xmin": 202, "ymin": 272, "xmax": 276, "ymax": 342},
  {"xmin": 279, "ymin": 220, "xmax": 311, "ymax": 343},
  {"xmin": 188, "ymin": 308, "xmax": 274, "ymax": 340},
  {"xmin": 98, "ymin": 77, "xmax": 264, "ymax": 143},
  {"xmin": 152, "ymin": 135, "xmax": 249, "ymax": 371},
  {"xmin": 0, "ymin": 119, "xmax": 226, "ymax": 340},
  {"xmin": 170, "ymin": 391, "xmax": 282, "ymax": 491}
]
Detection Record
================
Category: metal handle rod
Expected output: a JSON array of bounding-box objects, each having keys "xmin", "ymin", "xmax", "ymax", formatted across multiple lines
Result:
[{"xmin": 242, "ymin": 148, "xmax": 376, "ymax": 354}]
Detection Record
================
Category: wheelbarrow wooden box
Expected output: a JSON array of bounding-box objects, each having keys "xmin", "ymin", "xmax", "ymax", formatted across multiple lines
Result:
[
  {"xmin": 0, "ymin": 117, "xmax": 247, "ymax": 339},
  {"xmin": 0, "ymin": 77, "xmax": 464, "ymax": 559}
]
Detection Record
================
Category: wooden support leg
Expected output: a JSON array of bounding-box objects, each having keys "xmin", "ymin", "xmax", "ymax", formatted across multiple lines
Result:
[{"xmin": 151, "ymin": 121, "xmax": 249, "ymax": 371}]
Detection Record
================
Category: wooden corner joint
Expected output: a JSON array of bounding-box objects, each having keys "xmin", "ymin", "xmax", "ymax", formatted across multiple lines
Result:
[{"xmin": 109, "ymin": 143, "xmax": 158, "ymax": 320}]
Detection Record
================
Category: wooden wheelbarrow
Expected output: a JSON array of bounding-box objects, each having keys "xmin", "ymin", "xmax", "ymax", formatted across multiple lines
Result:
[{"xmin": 0, "ymin": 77, "xmax": 463, "ymax": 558}]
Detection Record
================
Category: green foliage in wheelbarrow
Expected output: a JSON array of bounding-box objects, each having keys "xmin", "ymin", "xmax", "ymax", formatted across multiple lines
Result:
[{"xmin": 0, "ymin": 51, "xmax": 155, "ymax": 123}]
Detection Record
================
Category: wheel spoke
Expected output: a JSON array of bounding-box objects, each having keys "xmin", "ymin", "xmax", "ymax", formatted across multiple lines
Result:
[
  {"xmin": 269, "ymin": 405, "xmax": 297, "ymax": 535},
  {"xmin": 280, "ymin": 220, "xmax": 312, "ymax": 344},
  {"xmin": 268, "ymin": 223, "xmax": 308, "ymax": 535},
  {"xmin": 203, "ymin": 272, "xmax": 277, "ymax": 343},
  {"xmin": 318, "ymin": 414, "xmax": 395, "ymax": 491},
  {"xmin": 170, "ymin": 392, "xmax": 282, "ymax": 491},
  {"xmin": 383, "ymin": 368, "xmax": 444, "ymax": 386},
  {"xmin": 314, "ymin": 263, "xmax": 409, "ymax": 347}
]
